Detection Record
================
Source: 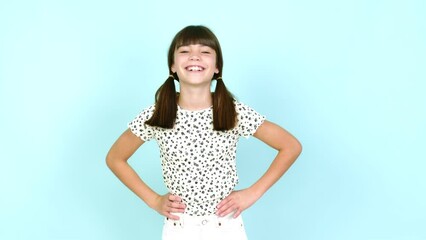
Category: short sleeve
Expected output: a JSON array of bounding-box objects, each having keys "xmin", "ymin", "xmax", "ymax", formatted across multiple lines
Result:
[
  {"xmin": 127, "ymin": 105, "xmax": 156, "ymax": 141},
  {"xmin": 235, "ymin": 102, "xmax": 266, "ymax": 138}
]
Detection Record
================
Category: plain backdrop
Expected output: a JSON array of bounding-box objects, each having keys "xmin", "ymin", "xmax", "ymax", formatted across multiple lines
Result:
[{"xmin": 1, "ymin": 0, "xmax": 425, "ymax": 239}]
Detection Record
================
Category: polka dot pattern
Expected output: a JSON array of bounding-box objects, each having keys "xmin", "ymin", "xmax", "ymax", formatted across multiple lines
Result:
[{"xmin": 128, "ymin": 102, "xmax": 265, "ymax": 216}]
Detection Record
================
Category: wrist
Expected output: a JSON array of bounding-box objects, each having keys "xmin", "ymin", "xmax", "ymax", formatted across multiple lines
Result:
[
  {"xmin": 247, "ymin": 185, "xmax": 264, "ymax": 200},
  {"xmin": 144, "ymin": 193, "xmax": 161, "ymax": 209}
]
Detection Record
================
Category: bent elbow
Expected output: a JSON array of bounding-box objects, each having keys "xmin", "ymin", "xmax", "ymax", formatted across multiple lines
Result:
[
  {"xmin": 287, "ymin": 138, "xmax": 302, "ymax": 159},
  {"xmin": 105, "ymin": 153, "xmax": 115, "ymax": 170},
  {"xmin": 295, "ymin": 139, "xmax": 303, "ymax": 156}
]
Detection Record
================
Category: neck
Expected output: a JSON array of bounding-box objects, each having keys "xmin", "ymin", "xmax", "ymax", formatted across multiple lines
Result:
[{"xmin": 178, "ymin": 84, "xmax": 212, "ymax": 110}]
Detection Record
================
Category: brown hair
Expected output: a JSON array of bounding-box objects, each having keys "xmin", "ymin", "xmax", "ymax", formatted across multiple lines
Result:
[{"xmin": 145, "ymin": 25, "xmax": 236, "ymax": 131}]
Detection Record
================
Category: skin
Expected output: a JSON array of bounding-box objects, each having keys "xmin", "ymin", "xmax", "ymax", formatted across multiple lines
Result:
[
  {"xmin": 171, "ymin": 44, "xmax": 219, "ymax": 110},
  {"xmin": 106, "ymin": 44, "xmax": 302, "ymax": 220}
]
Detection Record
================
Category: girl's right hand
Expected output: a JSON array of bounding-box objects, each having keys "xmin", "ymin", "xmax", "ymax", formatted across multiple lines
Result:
[{"xmin": 151, "ymin": 193, "xmax": 186, "ymax": 220}]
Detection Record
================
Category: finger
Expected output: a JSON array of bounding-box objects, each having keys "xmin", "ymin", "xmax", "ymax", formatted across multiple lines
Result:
[
  {"xmin": 217, "ymin": 196, "xmax": 232, "ymax": 209},
  {"xmin": 169, "ymin": 203, "xmax": 186, "ymax": 212},
  {"xmin": 169, "ymin": 194, "xmax": 183, "ymax": 202},
  {"xmin": 165, "ymin": 211, "xmax": 180, "ymax": 220},
  {"xmin": 233, "ymin": 209, "xmax": 241, "ymax": 218},
  {"xmin": 217, "ymin": 200, "xmax": 235, "ymax": 216},
  {"xmin": 173, "ymin": 201, "xmax": 186, "ymax": 208},
  {"xmin": 219, "ymin": 205, "xmax": 237, "ymax": 217},
  {"xmin": 169, "ymin": 206, "xmax": 185, "ymax": 213}
]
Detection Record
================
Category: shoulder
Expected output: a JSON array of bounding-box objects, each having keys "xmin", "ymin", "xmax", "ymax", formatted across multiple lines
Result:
[
  {"xmin": 142, "ymin": 104, "xmax": 156, "ymax": 112},
  {"xmin": 233, "ymin": 100, "xmax": 263, "ymax": 117},
  {"xmin": 234, "ymin": 100, "xmax": 250, "ymax": 112},
  {"xmin": 232, "ymin": 100, "xmax": 266, "ymax": 137},
  {"xmin": 135, "ymin": 104, "xmax": 156, "ymax": 119},
  {"xmin": 128, "ymin": 104, "xmax": 156, "ymax": 125},
  {"xmin": 128, "ymin": 104, "xmax": 157, "ymax": 141}
]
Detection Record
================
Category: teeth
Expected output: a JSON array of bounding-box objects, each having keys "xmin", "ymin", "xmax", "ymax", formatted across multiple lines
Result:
[{"xmin": 187, "ymin": 66, "xmax": 204, "ymax": 71}]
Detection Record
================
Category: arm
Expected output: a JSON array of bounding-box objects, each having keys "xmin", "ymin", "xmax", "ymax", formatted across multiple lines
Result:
[
  {"xmin": 106, "ymin": 129, "xmax": 185, "ymax": 219},
  {"xmin": 216, "ymin": 120, "xmax": 302, "ymax": 217}
]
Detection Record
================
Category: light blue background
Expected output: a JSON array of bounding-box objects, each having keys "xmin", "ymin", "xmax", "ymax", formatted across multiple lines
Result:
[{"xmin": 1, "ymin": 0, "xmax": 425, "ymax": 239}]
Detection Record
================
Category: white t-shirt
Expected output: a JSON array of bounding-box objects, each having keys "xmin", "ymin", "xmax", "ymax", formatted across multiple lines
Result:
[{"xmin": 128, "ymin": 101, "xmax": 266, "ymax": 216}]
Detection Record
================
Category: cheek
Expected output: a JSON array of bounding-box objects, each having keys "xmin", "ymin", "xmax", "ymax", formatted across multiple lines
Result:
[
  {"xmin": 172, "ymin": 54, "xmax": 180, "ymax": 69},
  {"xmin": 171, "ymin": 57, "xmax": 179, "ymax": 71},
  {"xmin": 173, "ymin": 56, "xmax": 185, "ymax": 67}
]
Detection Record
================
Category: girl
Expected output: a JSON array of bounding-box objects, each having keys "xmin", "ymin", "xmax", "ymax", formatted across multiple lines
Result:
[{"xmin": 106, "ymin": 25, "xmax": 302, "ymax": 240}]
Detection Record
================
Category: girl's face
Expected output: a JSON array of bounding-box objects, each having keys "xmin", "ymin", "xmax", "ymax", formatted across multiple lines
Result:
[{"xmin": 171, "ymin": 44, "xmax": 219, "ymax": 87}]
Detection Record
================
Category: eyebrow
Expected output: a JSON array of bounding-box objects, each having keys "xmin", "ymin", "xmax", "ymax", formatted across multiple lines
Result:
[{"xmin": 177, "ymin": 44, "xmax": 210, "ymax": 48}]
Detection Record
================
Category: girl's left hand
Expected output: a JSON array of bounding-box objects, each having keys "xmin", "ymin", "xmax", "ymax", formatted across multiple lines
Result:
[{"xmin": 216, "ymin": 188, "xmax": 260, "ymax": 218}]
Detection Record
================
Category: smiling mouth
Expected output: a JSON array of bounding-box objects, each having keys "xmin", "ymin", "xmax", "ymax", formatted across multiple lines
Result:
[{"xmin": 185, "ymin": 65, "xmax": 205, "ymax": 71}]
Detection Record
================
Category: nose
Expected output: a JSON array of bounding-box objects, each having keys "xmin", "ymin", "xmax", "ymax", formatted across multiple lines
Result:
[{"xmin": 189, "ymin": 52, "xmax": 200, "ymax": 61}]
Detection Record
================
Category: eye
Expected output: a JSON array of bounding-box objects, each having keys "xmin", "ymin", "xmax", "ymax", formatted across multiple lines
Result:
[
  {"xmin": 201, "ymin": 46, "xmax": 214, "ymax": 54},
  {"xmin": 177, "ymin": 47, "xmax": 190, "ymax": 53}
]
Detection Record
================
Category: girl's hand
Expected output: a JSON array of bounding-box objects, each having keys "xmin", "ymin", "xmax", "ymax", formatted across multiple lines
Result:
[
  {"xmin": 151, "ymin": 193, "xmax": 186, "ymax": 220},
  {"xmin": 216, "ymin": 189, "xmax": 260, "ymax": 218}
]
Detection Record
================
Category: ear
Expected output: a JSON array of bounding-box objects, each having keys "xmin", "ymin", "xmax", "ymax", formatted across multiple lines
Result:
[
  {"xmin": 171, "ymin": 65, "xmax": 176, "ymax": 73},
  {"xmin": 215, "ymin": 68, "xmax": 219, "ymax": 74}
]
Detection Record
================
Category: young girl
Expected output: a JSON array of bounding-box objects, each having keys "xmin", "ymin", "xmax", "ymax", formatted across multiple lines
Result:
[{"xmin": 106, "ymin": 25, "xmax": 302, "ymax": 240}]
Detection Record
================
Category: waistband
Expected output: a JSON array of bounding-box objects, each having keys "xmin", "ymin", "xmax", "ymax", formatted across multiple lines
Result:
[{"xmin": 164, "ymin": 212, "xmax": 244, "ymax": 228}]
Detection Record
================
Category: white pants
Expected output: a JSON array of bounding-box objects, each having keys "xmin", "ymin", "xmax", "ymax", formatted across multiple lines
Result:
[{"xmin": 162, "ymin": 212, "xmax": 248, "ymax": 240}]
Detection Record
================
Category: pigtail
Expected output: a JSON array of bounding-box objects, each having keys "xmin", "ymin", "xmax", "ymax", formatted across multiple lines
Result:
[
  {"xmin": 145, "ymin": 75, "xmax": 177, "ymax": 128},
  {"xmin": 213, "ymin": 77, "xmax": 237, "ymax": 131}
]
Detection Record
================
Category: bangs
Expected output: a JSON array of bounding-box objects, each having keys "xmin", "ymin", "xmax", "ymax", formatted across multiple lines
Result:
[{"xmin": 174, "ymin": 26, "xmax": 218, "ymax": 50}]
